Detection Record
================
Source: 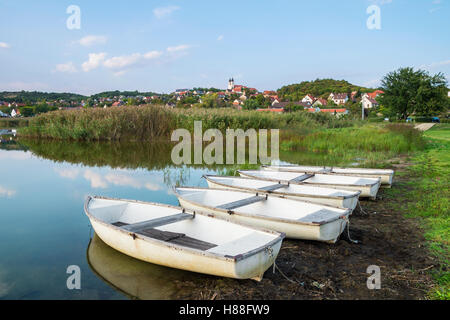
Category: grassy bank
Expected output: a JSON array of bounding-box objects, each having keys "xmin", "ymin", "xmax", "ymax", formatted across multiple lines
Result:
[
  {"xmin": 408, "ymin": 125, "xmax": 449, "ymax": 299},
  {"xmin": 380, "ymin": 124, "xmax": 449, "ymax": 299},
  {"xmin": 281, "ymin": 124, "xmax": 426, "ymax": 168},
  {"xmin": 19, "ymin": 105, "xmax": 357, "ymax": 140}
]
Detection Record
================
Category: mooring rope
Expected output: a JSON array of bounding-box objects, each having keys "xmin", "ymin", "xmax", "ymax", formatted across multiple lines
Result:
[
  {"xmin": 344, "ymin": 217, "xmax": 359, "ymax": 244},
  {"xmin": 273, "ymin": 261, "xmax": 301, "ymax": 285},
  {"xmin": 357, "ymin": 200, "xmax": 370, "ymax": 215}
]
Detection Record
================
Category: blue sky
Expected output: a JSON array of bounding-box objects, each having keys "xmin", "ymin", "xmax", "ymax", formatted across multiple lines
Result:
[{"xmin": 0, "ymin": 0, "xmax": 448, "ymax": 95}]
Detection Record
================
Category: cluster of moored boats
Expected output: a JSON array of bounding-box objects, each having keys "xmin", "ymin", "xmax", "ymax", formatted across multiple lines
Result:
[{"xmin": 84, "ymin": 165, "xmax": 394, "ymax": 281}]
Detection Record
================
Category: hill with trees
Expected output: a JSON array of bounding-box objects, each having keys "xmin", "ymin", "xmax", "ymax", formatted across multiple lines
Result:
[
  {"xmin": 277, "ymin": 79, "xmax": 374, "ymax": 101},
  {"xmin": 0, "ymin": 91, "xmax": 86, "ymax": 103},
  {"xmin": 90, "ymin": 90, "xmax": 161, "ymax": 99}
]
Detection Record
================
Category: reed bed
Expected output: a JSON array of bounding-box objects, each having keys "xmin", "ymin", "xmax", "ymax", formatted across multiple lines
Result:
[
  {"xmin": 19, "ymin": 105, "xmax": 355, "ymax": 140},
  {"xmin": 20, "ymin": 105, "xmax": 176, "ymax": 141}
]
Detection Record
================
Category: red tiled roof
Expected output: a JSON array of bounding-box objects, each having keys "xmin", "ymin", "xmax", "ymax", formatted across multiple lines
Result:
[{"xmin": 367, "ymin": 90, "xmax": 384, "ymax": 99}]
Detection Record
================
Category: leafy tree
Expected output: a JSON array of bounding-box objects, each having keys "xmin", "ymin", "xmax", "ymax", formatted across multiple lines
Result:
[
  {"xmin": 378, "ymin": 67, "xmax": 448, "ymax": 119},
  {"xmin": 196, "ymin": 94, "xmax": 227, "ymax": 108},
  {"xmin": 19, "ymin": 106, "xmax": 35, "ymax": 117},
  {"xmin": 242, "ymin": 99, "xmax": 260, "ymax": 110},
  {"xmin": 34, "ymin": 102, "xmax": 50, "ymax": 114}
]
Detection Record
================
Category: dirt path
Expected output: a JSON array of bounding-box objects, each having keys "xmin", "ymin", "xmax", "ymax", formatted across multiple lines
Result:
[
  {"xmin": 172, "ymin": 163, "xmax": 438, "ymax": 300},
  {"xmin": 415, "ymin": 123, "xmax": 436, "ymax": 131}
]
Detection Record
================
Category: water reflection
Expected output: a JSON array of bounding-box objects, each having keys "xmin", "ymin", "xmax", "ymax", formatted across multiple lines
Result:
[{"xmin": 87, "ymin": 234, "xmax": 205, "ymax": 300}]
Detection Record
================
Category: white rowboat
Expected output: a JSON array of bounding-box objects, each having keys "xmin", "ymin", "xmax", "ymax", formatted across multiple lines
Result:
[
  {"xmin": 175, "ymin": 187, "xmax": 352, "ymax": 243},
  {"xmin": 263, "ymin": 165, "xmax": 394, "ymax": 187},
  {"xmin": 239, "ymin": 170, "xmax": 381, "ymax": 200},
  {"xmin": 85, "ymin": 196, "xmax": 284, "ymax": 281},
  {"xmin": 204, "ymin": 175, "xmax": 360, "ymax": 210}
]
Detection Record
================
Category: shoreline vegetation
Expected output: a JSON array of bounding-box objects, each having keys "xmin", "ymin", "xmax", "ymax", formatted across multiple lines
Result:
[
  {"xmin": 16, "ymin": 105, "xmax": 427, "ymax": 168},
  {"xmin": 18, "ymin": 105, "xmax": 355, "ymax": 141}
]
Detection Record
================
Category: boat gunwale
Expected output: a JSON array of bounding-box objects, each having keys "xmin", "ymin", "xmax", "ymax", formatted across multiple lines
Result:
[
  {"xmin": 174, "ymin": 187, "xmax": 352, "ymax": 226},
  {"xmin": 262, "ymin": 165, "xmax": 394, "ymax": 176},
  {"xmin": 204, "ymin": 174, "xmax": 361, "ymax": 201},
  {"xmin": 238, "ymin": 170, "xmax": 382, "ymax": 188},
  {"xmin": 84, "ymin": 196, "xmax": 285, "ymax": 262}
]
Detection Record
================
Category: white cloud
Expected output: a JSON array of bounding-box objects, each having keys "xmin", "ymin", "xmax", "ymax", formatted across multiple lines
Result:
[
  {"xmin": 54, "ymin": 62, "xmax": 77, "ymax": 73},
  {"xmin": 82, "ymin": 52, "xmax": 107, "ymax": 72},
  {"xmin": 167, "ymin": 44, "xmax": 191, "ymax": 53},
  {"xmin": 217, "ymin": 35, "xmax": 224, "ymax": 41},
  {"xmin": 0, "ymin": 42, "xmax": 10, "ymax": 49},
  {"xmin": 81, "ymin": 170, "xmax": 161, "ymax": 190},
  {"xmin": 103, "ymin": 53, "xmax": 141, "ymax": 69},
  {"xmin": 55, "ymin": 168, "xmax": 79, "ymax": 179},
  {"xmin": 104, "ymin": 172, "xmax": 161, "ymax": 191},
  {"xmin": 419, "ymin": 59, "xmax": 450, "ymax": 70},
  {"xmin": 103, "ymin": 50, "xmax": 163, "ymax": 71},
  {"xmin": 0, "ymin": 185, "xmax": 16, "ymax": 198},
  {"xmin": 153, "ymin": 5, "xmax": 180, "ymax": 19},
  {"xmin": 83, "ymin": 170, "xmax": 108, "ymax": 188},
  {"xmin": 77, "ymin": 35, "xmax": 107, "ymax": 47},
  {"xmin": 143, "ymin": 50, "xmax": 163, "ymax": 59}
]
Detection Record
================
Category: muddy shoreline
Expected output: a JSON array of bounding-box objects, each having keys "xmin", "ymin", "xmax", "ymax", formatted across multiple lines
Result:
[{"xmin": 172, "ymin": 164, "xmax": 438, "ymax": 300}]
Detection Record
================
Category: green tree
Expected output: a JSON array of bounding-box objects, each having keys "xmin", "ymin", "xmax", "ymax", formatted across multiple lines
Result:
[
  {"xmin": 378, "ymin": 67, "xmax": 448, "ymax": 119},
  {"xmin": 19, "ymin": 106, "xmax": 35, "ymax": 117}
]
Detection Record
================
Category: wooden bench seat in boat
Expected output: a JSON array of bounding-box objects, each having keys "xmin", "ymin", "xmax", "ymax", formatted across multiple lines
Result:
[
  {"xmin": 257, "ymin": 183, "xmax": 288, "ymax": 192},
  {"xmin": 111, "ymin": 214, "xmax": 217, "ymax": 251},
  {"xmin": 290, "ymin": 173, "xmax": 315, "ymax": 183},
  {"xmin": 217, "ymin": 195, "xmax": 267, "ymax": 211},
  {"xmin": 117, "ymin": 213, "xmax": 194, "ymax": 232}
]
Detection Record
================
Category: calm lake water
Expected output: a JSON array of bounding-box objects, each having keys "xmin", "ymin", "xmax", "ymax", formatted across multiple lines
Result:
[{"xmin": 0, "ymin": 133, "xmax": 349, "ymax": 300}]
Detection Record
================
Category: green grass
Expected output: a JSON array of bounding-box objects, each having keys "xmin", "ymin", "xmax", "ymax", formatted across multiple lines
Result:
[
  {"xmin": 406, "ymin": 124, "xmax": 449, "ymax": 300},
  {"xmin": 280, "ymin": 123, "xmax": 426, "ymax": 168}
]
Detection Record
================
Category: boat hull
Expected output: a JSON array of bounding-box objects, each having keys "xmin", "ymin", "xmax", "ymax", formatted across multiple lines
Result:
[
  {"xmin": 239, "ymin": 172, "xmax": 381, "ymax": 199},
  {"xmin": 206, "ymin": 179, "xmax": 359, "ymax": 210},
  {"xmin": 88, "ymin": 217, "xmax": 281, "ymax": 281},
  {"xmin": 177, "ymin": 197, "xmax": 348, "ymax": 243},
  {"xmin": 264, "ymin": 166, "xmax": 394, "ymax": 187}
]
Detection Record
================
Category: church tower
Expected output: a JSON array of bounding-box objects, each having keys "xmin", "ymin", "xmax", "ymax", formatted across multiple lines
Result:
[{"xmin": 228, "ymin": 78, "xmax": 235, "ymax": 91}]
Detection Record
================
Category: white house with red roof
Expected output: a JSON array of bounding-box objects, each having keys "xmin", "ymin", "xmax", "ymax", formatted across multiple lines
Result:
[
  {"xmin": 313, "ymin": 98, "xmax": 328, "ymax": 107},
  {"xmin": 302, "ymin": 94, "xmax": 316, "ymax": 105},
  {"xmin": 361, "ymin": 95, "xmax": 379, "ymax": 109},
  {"xmin": 328, "ymin": 93, "xmax": 349, "ymax": 105}
]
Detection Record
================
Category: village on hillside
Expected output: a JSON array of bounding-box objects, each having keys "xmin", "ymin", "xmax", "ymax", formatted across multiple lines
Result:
[{"xmin": 0, "ymin": 78, "xmax": 386, "ymax": 119}]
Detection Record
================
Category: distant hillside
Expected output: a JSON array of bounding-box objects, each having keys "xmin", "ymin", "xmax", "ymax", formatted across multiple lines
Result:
[
  {"xmin": 0, "ymin": 91, "xmax": 87, "ymax": 103},
  {"xmin": 277, "ymin": 79, "xmax": 374, "ymax": 101},
  {"xmin": 90, "ymin": 90, "xmax": 160, "ymax": 99}
]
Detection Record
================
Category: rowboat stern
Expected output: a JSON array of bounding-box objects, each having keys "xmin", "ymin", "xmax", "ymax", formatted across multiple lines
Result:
[
  {"xmin": 342, "ymin": 191, "xmax": 361, "ymax": 211},
  {"xmin": 318, "ymin": 211, "xmax": 351, "ymax": 244},
  {"xmin": 233, "ymin": 235, "xmax": 284, "ymax": 281}
]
